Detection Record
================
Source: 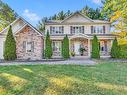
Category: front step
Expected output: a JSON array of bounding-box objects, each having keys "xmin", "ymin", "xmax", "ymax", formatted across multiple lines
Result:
[{"xmin": 70, "ymin": 56, "xmax": 90, "ymax": 60}]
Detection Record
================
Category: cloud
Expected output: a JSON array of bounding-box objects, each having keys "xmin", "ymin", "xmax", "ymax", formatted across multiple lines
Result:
[
  {"xmin": 22, "ymin": 9, "xmax": 40, "ymax": 21},
  {"xmin": 92, "ymin": 0, "xmax": 101, "ymax": 5}
]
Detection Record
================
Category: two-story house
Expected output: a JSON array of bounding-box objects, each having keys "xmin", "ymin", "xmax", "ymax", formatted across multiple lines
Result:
[
  {"xmin": 0, "ymin": 12, "xmax": 116, "ymax": 60},
  {"xmin": 45, "ymin": 12, "xmax": 116, "ymax": 58}
]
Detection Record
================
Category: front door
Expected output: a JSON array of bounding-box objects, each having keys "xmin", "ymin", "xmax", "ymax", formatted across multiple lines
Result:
[{"xmin": 74, "ymin": 42, "xmax": 80, "ymax": 55}]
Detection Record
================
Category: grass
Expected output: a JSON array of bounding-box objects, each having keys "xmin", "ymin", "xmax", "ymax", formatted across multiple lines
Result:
[{"xmin": 0, "ymin": 62, "xmax": 127, "ymax": 95}]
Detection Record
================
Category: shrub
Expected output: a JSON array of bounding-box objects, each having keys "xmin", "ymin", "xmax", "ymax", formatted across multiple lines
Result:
[
  {"xmin": 70, "ymin": 51, "xmax": 75, "ymax": 57},
  {"xmin": 62, "ymin": 35, "xmax": 70, "ymax": 59},
  {"xmin": 118, "ymin": 44, "xmax": 127, "ymax": 59},
  {"xmin": 4, "ymin": 25, "xmax": 17, "ymax": 60},
  {"xmin": 111, "ymin": 37, "xmax": 120, "ymax": 58},
  {"xmin": 91, "ymin": 35, "xmax": 100, "ymax": 58},
  {"xmin": 44, "ymin": 31, "xmax": 52, "ymax": 59}
]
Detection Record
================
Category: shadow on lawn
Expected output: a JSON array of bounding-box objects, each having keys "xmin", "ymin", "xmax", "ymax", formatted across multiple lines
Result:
[
  {"xmin": 0, "ymin": 66, "xmax": 49, "ymax": 95},
  {"xmin": 0, "ymin": 64, "xmax": 127, "ymax": 95}
]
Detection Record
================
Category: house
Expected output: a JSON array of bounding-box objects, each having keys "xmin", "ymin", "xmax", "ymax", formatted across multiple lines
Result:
[
  {"xmin": 0, "ymin": 12, "xmax": 116, "ymax": 60},
  {"xmin": 0, "ymin": 17, "xmax": 44, "ymax": 60},
  {"xmin": 45, "ymin": 12, "xmax": 116, "ymax": 58}
]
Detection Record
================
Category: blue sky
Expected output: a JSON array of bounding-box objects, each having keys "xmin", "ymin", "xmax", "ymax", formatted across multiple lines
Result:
[{"xmin": 2, "ymin": 0, "xmax": 102, "ymax": 26}]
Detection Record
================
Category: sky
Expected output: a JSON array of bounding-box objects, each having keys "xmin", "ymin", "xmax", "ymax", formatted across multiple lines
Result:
[{"xmin": 2, "ymin": 0, "xmax": 102, "ymax": 26}]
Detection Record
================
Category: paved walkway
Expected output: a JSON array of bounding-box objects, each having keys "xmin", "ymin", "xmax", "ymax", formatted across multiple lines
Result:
[{"xmin": 0, "ymin": 59, "xmax": 96, "ymax": 66}]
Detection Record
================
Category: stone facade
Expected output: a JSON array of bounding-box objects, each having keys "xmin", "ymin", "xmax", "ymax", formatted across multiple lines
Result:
[
  {"xmin": 16, "ymin": 26, "xmax": 44, "ymax": 60},
  {"xmin": 70, "ymin": 38, "xmax": 88, "ymax": 56}
]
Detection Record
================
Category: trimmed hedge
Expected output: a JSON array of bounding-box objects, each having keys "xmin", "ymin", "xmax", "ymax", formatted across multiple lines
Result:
[
  {"xmin": 4, "ymin": 26, "xmax": 17, "ymax": 60},
  {"xmin": 62, "ymin": 35, "xmax": 70, "ymax": 59},
  {"xmin": 91, "ymin": 35, "xmax": 100, "ymax": 58},
  {"xmin": 111, "ymin": 38, "xmax": 120, "ymax": 58},
  {"xmin": 44, "ymin": 31, "xmax": 52, "ymax": 59}
]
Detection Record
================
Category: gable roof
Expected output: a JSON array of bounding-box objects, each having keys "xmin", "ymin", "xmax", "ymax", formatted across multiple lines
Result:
[
  {"xmin": 61, "ymin": 11, "xmax": 94, "ymax": 23},
  {"xmin": 45, "ymin": 12, "xmax": 110, "ymax": 25},
  {"xmin": 0, "ymin": 17, "xmax": 43, "ymax": 36}
]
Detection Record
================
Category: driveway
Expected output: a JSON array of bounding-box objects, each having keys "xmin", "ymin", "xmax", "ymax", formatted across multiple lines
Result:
[{"xmin": 0, "ymin": 59, "xmax": 96, "ymax": 66}]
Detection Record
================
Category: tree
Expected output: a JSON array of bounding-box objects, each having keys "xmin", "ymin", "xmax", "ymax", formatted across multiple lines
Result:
[
  {"xmin": 4, "ymin": 26, "xmax": 16, "ymax": 60},
  {"xmin": 45, "ymin": 31, "xmax": 52, "ymax": 59},
  {"xmin": 0, "ymin": 0, "xmax": 17, "ymax": 31},
  {"xmin": 101, "ymin": 0, "xmax": 127, "ymax": 31},
  {"xmin": 36, "ymin": 17, "xmax": 48, "ymax": 32},
  {"xmin": 91, "ymin": 35, "xmax": 100, "ymax": 58},
  {"xmin": 62, "ymin": 35, "xmax": 70, "ymax": 59},
  {"xmin": 111, "ymin": 38, "xmax": 120, "ymax": 58},
  {"xmin": 37, "ymin": 6, "xmax": 104, "ymax": 32}
]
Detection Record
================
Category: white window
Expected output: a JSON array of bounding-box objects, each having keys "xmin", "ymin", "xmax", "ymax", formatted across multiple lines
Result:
[
  {"xmin": 70, "ymin": 26, "xmax": 84, "ymax": 34},
  {"xmin": 92, "ymin": 26, "xmax": 105, "ymax": 34},
  {"xmin": 23, "ymin": 41, "xmax": 34, "ymax": 53},
  {"xmin": 50, "ymin": 26, "xmax": 64, "ymax": 34}
]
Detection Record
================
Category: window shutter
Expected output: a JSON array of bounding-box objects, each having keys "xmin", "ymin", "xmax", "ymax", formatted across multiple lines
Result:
[
  {"xmin": 50, "ymin": 26, "xmax": 52, "ymax": 34},
  {"xmin": 91, "ymin": 26, "xmax": 93, "ymax": 34},
  {"xmin": 70, "ymin": 26, "xmax": 72, "ymax": 34},
  {"xmin": 82, "ymin": 26, "xmax": 84, "ymax": 34},
  {"xmin": 103, "ymin": 26, "xmax": 105, "ymax": 34},
  {"xmin": 23, "ymin": 41, "xmax": 26, "ymax": 52},
  {"xmin": 62, "ymin": 26, "xmax": 64, "ymax": 34},
  {"xmin": 31, "ymin": 42, "xmax": 34, "ymax": 52},
  {"xmin": 105, "ymin": 42, "xmax": 107, "ymax": 52}
]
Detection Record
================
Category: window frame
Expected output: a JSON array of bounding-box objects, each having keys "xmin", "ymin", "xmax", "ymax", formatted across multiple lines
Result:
[{"xmin": 50, "ymin": 26, "xmax": 64, "ymax": 34}]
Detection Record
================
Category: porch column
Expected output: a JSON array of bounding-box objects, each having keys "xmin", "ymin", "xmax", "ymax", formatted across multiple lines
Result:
[
  {"xmin": 88, "ymin": 39, "xmax": 91, "ymax": 57},
  {"xmin": 69, "ymin": 39, "xmax": 71, "ymax": 51}
]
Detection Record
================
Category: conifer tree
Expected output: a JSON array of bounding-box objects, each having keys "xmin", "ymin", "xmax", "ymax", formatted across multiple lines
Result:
[
  {"xmin": 45, "ymin": 31, "xmax": 52, "ymax": 59},
  {"xmin": 4, "ymin": 25, "xmax": 16, "ymax": 60},
  {"xmin": 111, "ymin": 38, "xmax": 119, "ymax": 58},
  {"xmin": 62, "ymin": 35, "xmax": 70, "ymax": 59},
  {"xmin": 91, "ymin": 35, "xmax": 100, "ymax": 58}
]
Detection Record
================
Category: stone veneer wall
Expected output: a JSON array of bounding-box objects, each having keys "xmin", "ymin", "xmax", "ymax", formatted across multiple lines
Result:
[
  {"xmin": 70, "ymin": 38, "xmax": 88, "ymax": 56},
  {"xmin": 16, "ymin": 26, "xmax": 43, "ymax": 60}
]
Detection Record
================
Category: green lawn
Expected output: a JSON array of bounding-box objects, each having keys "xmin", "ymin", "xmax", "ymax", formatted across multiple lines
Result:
[{"xmin": 0, "ymin": 62, "xmax": 127, "ymax": 95}]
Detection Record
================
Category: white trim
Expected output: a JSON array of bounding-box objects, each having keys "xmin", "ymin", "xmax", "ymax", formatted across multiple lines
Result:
[
  {"xmin": 0, "ymin": 17, "xmax": 43, "ymax": 37},
  {"xmin": 16, "ymin": 17, "xmax": 43, "ymax": 36},
  {"xmin": 0, "ymin": 18, "xmax": 21, "ymax": 34},
  {"xmin": 61, "ymin": 12, "xmax": 93, "ymax": 23},
  {"xmin": 70, "ymin": 34, "xmax": 89, "ymax": 40},
  {"xmin": 14, "ymin": 24, "xmax": 27, "ymax": 35}
]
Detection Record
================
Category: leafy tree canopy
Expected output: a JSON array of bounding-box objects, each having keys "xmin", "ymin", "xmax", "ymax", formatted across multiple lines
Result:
[
  {"xmin": 101, "ymin": 0, "xmax": 127, "ymax": 32},
  {"xmin": 37, "ymin": 6, "xmax": 104, "ymax": 31},
  {"xmin": 0, "ymin": 0, "xmax": 17, "ymax": 31}
]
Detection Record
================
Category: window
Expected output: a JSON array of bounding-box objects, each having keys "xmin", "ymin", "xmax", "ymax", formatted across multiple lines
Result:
[
  {"xmin": 50, "ymin": 26, "xmax": 64, "ymax": 34},
  {"xmin": 23, "ymin": 41, "xmax": 34, "ymax": 52},
  {"xmin": 70, "ymin": 26, "xmax": 84, "ymax": 34},
  {"xmin": 52, "ymin": 41, "xmax": 61, "ymax": 56},
  {"xmin": 52, "ymin": 41, "xmax": 61, "ymax": 52},
  {"xmin": 91, "ymin": 26, "xmax": 105, "ymax": 34},
  {"xmin": 100, "ymin": 41, "xmax": 107, "ymax": 52}
]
